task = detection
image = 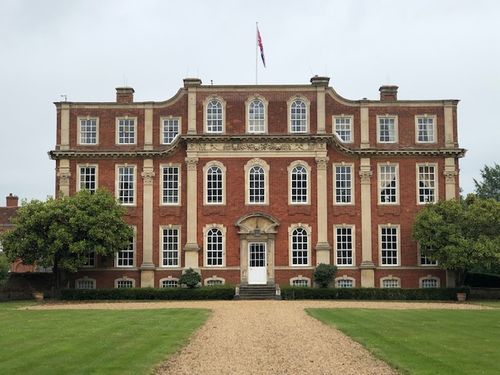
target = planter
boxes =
[456,292,467,302]
[32,291,44,302]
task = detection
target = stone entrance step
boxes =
[236,285,280,300]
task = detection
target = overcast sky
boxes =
[1,0,499,203]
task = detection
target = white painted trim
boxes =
[245,95,268,134]
[244,158,270,205]
[290,275,311,287]
[416,163,438,205]
[332,115,354,143]
[287,95,310,134]
[115,226,136,268]
[114,276,136,288]
[160,116,182,145]
[203,224,227,268]
[76,163,98,192]
[159,225,181,268]
[159,163,182,206]
[376,114,398,144]
[77,116,99,145]
[115,116,138,145]
[378,224,400,267]
[159,276,180,288]
[75,277,96,289]
[204,275,226,286]
[333,224,356,267]
[415,114,437,144]
[115,164,137,206]
[203,161,227,206]
[419,275,441,288]
[335,275,356,288]
[288,223,312,267]
[333,162,355,205]
[287,160,311,205]
[377,162,399,205]
[203,96,226,134]
[380,276,401,288]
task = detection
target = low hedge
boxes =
[281,286,471,301]
[465,272,500,288]
[60,286,235,301]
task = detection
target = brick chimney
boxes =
[6,193,18,207]
[379,85,398,101]
[116,87,135,104]
[310,75,330,87]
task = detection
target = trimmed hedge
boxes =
[60,286,235,301]
[465,272,500,288]
[281,286,471,301]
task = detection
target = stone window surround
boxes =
[332,115,354,143]
[245,95,268,134]
[335,275,356,288]
[418,245,439,266]
[376,114,398,144]
[287,95,311,134]
[203,224,227,268]
[378,224,400,267]
[420,275,440,288]
[115,164,137,206]
[115,226,136,268]
[416,163,438,205]
[380,275,401,288]
[290,275,311,287]
[114,276,136,288]
[244,158,270,205]
[334,224,356,267]
[159,276,179,288]
[77,163,98,192]
[77,116,99,145]
[115,116,138,145]
[203,160,226,206]
[160,116,181,145]
[333,162,355,205]
[159,225,181,268]
[204,275,226,286]
[288,223,312,267]
[377,162,399,205]
[203,96,226,134]
[160,163,182,206]
[288,160,311,205]
[75,277,96,289]
[415,114,437,144]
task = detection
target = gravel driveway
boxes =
[32,300,485,375]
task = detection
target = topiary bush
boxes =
[179,268,201,288]
[313,263,337,288]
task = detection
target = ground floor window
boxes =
[420,277,439,288]
[115,279,134,288]
[381,277,400,288]
[336,278,354,288]
[290,277,310,287]
[205,277,224,286]
[160,278,179,288]
[75,278,96,289]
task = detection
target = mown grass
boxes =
[307,308,500,375]
[0,301,209,375]
[470,300,500,308]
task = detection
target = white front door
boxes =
[248,242,267,285]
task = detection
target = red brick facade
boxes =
[49,76,463,290]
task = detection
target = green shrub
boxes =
[465,272,500,288]
[0,254,9,287]
[281,286,470,301]
[179,268,201,288]
[60,286,235,300]
[313,263,337,288]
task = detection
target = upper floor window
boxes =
[334,116,353,143]
[416,116,436,143]
[206,99,223,133]
[377,116,397,143]
[334,164,353,205]
[247,99,266,133]
[379,164,398,204]
[249,166,265,204]
[117,165,135,205]
[417,164,437,204]
[290,99,307,133]
[161,226,180,267]
[290,163,309,204]
[162,117,180,144]
[204,162,225,205]
[290,226,310,266]
[117,118,136,144]
[335,226,354,266]
[116,232,134,267]
[78,165,97,193]
[205,226,225,267]
[419,246,438,266]
[82,252,95,268]
[79,118,98,145]
[161,165,180,205]
[380,226,399,266]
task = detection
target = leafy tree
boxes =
[474,163,500,201]
[0,189,133,291]
[412,195,500,285]
[0,253,9,286]
[313,263,337,288]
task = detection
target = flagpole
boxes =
[255,22,258,85]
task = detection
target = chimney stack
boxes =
[116,87,135,104]
[6,193,18,207]
[379,85,398,101]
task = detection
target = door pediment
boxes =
[235,212,279,235]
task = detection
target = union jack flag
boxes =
[257,26,266,68]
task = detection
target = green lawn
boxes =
[307,308,500,375]
[0,301,209,375]
[470,300,500,308]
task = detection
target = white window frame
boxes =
[415,115,437,143]
[203,161,226,206]
[290,276,311,287]
[159,277,179,288]
[204,97,226,134]
[288,161,311,205]
[288,96,310,134]
[417,163,438,205]
[160,116,181,145]
[160,164,181,206]
[75,277,96,289]
[77,164,98,193]
[160,225,181,268]
[381,276,401,288]
[203,224,226,267]
[335,276,356,288]
[420,276,440,288]
[116,117,137,145]
[77,117,99,145]
[246,96,268,134]
[116,164,136,206]
[115,277,135,288]
[377,115,398,143]
[334,225,355,267]
[116,227,135,268]
[81,252,96,268]
[378,163,399,205]
[204,276,225,286]
[333,163,354,205]
[333,115,353,143]
[244,158,270,205]
[379,224,400,267]
[289,224,311,267]
[419,245,438,266]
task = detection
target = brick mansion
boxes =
[49,76,465,290]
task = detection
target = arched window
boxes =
[291,227,309,266]
[206,99,223,133]
[248,99,265,133]
[206,228,224,266]
[291,165,308,203]
[290,99,307,133]
[206,166,223,204]
[249,166,265,203]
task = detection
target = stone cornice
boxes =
[48,134,466,160]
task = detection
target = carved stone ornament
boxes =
[443,170,457,183]
[187,142,326,153]
[141,170,155,184]
[57,171,71,185]
[359,169,373,183]
[185,157,199,170]
[315,157,329,170]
